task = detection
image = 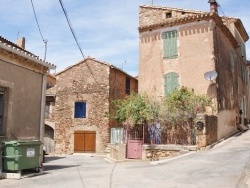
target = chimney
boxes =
[16,37,25,49]
[208,0,219,14]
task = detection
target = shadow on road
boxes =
[44,164,80,171]
[44,156,65,163]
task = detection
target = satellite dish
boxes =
[204,71,218,81]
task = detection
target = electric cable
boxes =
[58,0,84,58]
[31,0,48,61]
[58,0,98,83]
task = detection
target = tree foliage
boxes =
[111,87,212,127]
[112,93,159,127]
[161,87,212,125]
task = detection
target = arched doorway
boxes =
[44,124,55,154]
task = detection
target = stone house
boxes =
[138,2,249,147]
[0,36,55,171]
[45,57,138,154]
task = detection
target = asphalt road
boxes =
[1,130,250,188]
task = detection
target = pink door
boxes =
[127,140,143,159]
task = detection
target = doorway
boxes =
[74,131,96,153]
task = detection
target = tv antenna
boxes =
[204,71,218,81]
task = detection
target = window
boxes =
[125,77,130,95]
[0,87,5,135]
[165,12,172,18]
[162,30,178,59]
[74,102,86,118]
[230,80,234,100]
[164,72,179,96]
[241,66,247,84]
[45,102,50,119]
[240,42,246,60]
[230,50,234,70]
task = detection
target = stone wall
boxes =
[53,58,110,154]
[53,58,138,154]
[109,68,138,128]
[139,6,201,28]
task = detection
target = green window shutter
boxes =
[164,72,179,96]
[230,80,233,99]
[230,50,234,70]
[240,42,246,61]
[162,30,177,58]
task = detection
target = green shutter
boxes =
[230,80,233,99]
[163,30,177,58]
[240,42,246,61]
[164,72,179,96]
[230,50,234,70]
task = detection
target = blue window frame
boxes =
[74,102,86,118]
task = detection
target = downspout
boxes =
[40,72,47,141]
[39,70,48,166]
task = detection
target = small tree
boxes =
[111,87,212,128]
[112,93,159,127]
[161,87,212,126]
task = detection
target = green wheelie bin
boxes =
[2,140,42,172]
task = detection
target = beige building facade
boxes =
[0,36,55,171]
[45,57,138,154]
[138,4,249,143]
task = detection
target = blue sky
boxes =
[1,0,249,76]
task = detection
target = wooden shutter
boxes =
[74,102,86,118]
[230,50,234,70]
[164,72,179,96]
[162,30,177,58]
[240,42,246,61]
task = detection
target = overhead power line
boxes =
[30,0,48,61]
[58,0,98,83]
[58,0,84,59]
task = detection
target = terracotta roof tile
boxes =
[0,36,56,69]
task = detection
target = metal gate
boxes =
[125,124,143,159]
[74,131,96,153]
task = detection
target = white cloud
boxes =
[1,0,249,75]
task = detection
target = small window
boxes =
[241,66,247,84]
[240,42,246,59]
[230,81,234,100]
[45,102,50,119]
[0,87,6,135]
[74,102,86,118]
[230,50,234,70]
[165,12,172,18]
[125,77,130,95]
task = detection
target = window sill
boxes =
[163,56,178,60]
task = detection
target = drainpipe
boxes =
[39,70,48,166]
